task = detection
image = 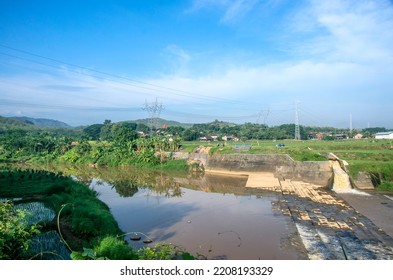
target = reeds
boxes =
[14,201,56,226]
[26,231,71,260]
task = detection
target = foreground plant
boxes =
[0,201,40,259]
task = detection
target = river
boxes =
[11,164,307,259]
[72,166,306,260]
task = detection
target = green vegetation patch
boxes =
[201,140,327,161]
[0,167,196,259]
[0,201,41,259]
[0,169,122,250]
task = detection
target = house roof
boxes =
[375,131,393,135]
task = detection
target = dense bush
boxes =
[94,236,138,260]
[0,201,40,259]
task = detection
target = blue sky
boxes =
[1,0,392,128]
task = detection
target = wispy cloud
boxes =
[220,0,259,23]
[162,44,192,74]
[187,0,262,23]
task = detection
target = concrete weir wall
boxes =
[203,154,333,186]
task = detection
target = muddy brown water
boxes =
[80,167,306,260]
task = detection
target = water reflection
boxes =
[109,179,139,197]
[14,164,305,259]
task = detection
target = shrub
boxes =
[94,236,138,260]
[0,201,40,259]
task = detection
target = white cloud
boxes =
[1,53,392,126]
[290,0,393,63]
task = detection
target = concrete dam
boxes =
[189,153,335,189]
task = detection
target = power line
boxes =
[256,109,270,125]
[0,44,310,125]
[0,51,207,102]
[299,107,339,128]
[0,98,143,111]
[0,44,235,103]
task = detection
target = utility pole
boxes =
[295,100,301,140]
[142,98,164,135]
[349,113,353,137]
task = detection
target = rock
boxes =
[327,153,339,161]
[130,236,141,241]
[354,172,374,190]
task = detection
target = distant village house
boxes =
[222,135,239,141]
[334,133,348,140]
[199,135,219,141]
[307,132,324,140]
[375,131,393,139]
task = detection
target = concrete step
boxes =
[245,172,280,189]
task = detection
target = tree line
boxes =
[0,119,181,166]
[1,117,390,166]
[180,120,388,141]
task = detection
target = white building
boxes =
[375,131,393,139]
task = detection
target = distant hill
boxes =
[0,116,32,130]
[8,116,72,128]
[130,118,193,129]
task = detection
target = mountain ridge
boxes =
[3,116,72,128]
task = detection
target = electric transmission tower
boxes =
[256,109,270,126]
[295,101,301,140]
[142,98,164,135]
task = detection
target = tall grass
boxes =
[14,202,55,226]
[25,231,71,260]
[0,168,122,250]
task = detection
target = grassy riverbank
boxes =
[0,168,121,253]
[0,167,195,259]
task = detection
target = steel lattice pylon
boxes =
[295,101,301,140]
[142,98,163,135]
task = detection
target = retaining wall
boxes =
[202,154,333,186]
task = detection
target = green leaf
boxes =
[182,252,195,260]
